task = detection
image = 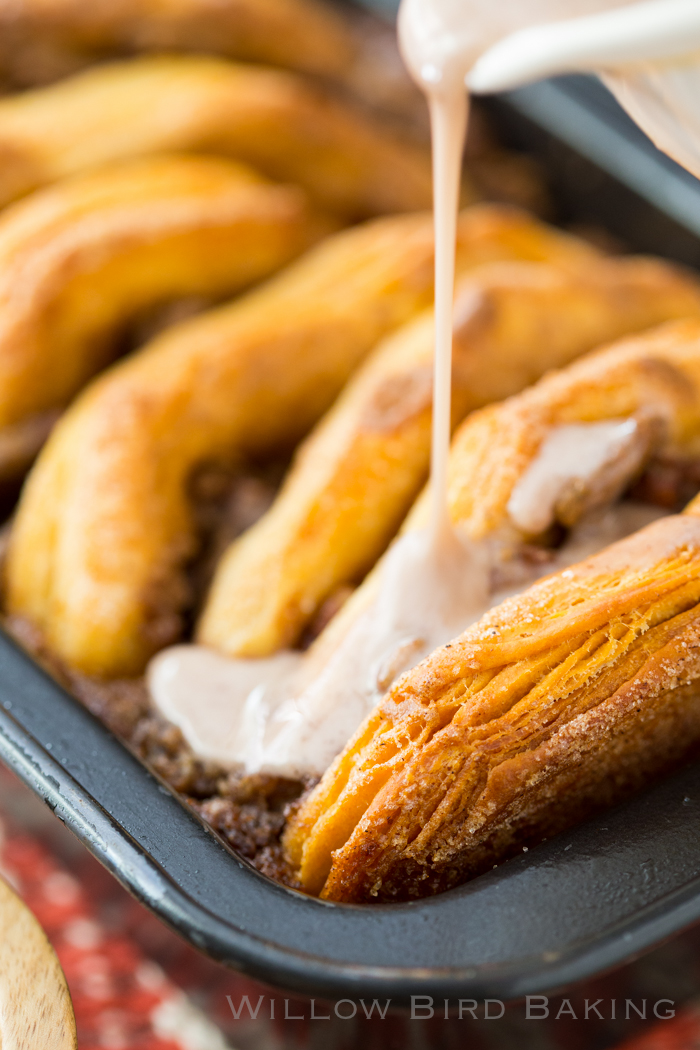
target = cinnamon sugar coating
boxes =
[287,513,700,901]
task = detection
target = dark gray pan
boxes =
[3,72,700,1005]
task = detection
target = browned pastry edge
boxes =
[286,507,700,902]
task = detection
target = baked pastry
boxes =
[0,0,357,86]
[6,205,603,678]
[0,154,320,480]
[199,255,700,657]
[0,55,437,219]
[285,318,700,901]
[11,205,564,676]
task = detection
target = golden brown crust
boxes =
[198,255,700,657]
[0,54,437,219]
[6,205,605,677]
[3,209,455,676]
[0,153,319,431]
[287,514,700,900]
[6,206,601,676]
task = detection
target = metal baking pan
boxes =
[3,71,700,1005]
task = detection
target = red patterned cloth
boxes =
[614,1005,700,1050]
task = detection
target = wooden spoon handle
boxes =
[0,875,76,1050]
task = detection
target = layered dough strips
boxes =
[0,55,434,219]
[8,205,609,676]
[0,155,319,478]
[286,321,700,902]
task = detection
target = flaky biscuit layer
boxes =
[289,513,700,900]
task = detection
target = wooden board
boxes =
[0,875,76,1049]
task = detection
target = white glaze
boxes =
[148,648,304,769]
[507,418,651,534]
[149,528,491,778]
[149,495,668,778]
[398,0,628,94]
[258,527,490,776]
[551,500,667,566]
[466,0,700,181]
[488,500,667,607]
[468,0,700,92]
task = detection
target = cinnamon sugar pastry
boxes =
[199,256,700,657]
[0,0,357,87]
[0,55,437,219]
[9,205,586,676]
[0,154,320,478]
[285,320,700,901]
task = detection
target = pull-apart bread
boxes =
[0,55,436,219]
[199,253,700,657]
[286,320,700,902]
[0,155,320,480]
[7,205,609,678]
